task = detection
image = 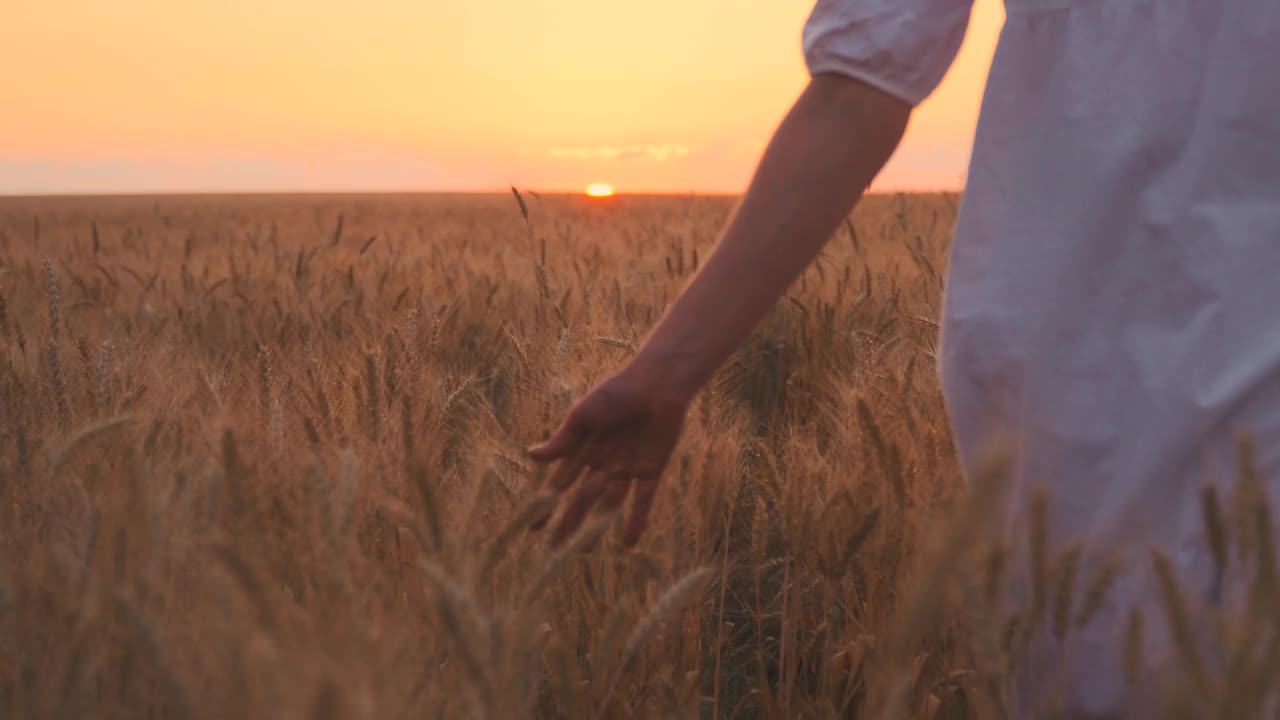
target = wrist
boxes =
[625,345,707,410]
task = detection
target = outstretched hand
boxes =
[525,76,909,550]
[527,366,691,549]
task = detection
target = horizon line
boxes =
[1,186,964,201]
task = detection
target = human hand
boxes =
[526,364,692,548]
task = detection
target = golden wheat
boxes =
[0,193,1275,720]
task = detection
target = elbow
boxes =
[807,73,912,143]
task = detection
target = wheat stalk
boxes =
[595,566,714,720]
[1029,486,1050,618]
[49,415,134,476]
[44,258,62,342]
[1151,547,1211,694]
[47,340,72,432]
[364,351,380,440]
[1076,556,1122,628]
[1123,607,1146,687]
[1202,483,1228,579]
[1052,542,1082,642]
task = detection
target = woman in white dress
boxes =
[528,1,1280,715]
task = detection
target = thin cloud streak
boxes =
[548,144,693,162]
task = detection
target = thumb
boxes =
[527,411,588,462]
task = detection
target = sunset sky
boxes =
[2,1,1002,196]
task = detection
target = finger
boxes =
[593,443,635,517]
[623,479,660,548]
[528,409,589,462]
[547,448,591,493]
[528,498,558,533]
[550,470,611,548]
[528,451,588,532]
[531,433,618,532]
[594,477,632,516]
[580,479,630,553]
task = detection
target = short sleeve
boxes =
[803,0,974,106]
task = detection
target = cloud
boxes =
[547,143,692,162]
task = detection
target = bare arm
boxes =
[630,74,911,403]
[528,74,912,547]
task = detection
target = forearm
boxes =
[630,74,911,401]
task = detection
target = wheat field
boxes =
[0,193,1276,719]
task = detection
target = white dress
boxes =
[805,0,1280,716]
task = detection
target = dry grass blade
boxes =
[308,679,342,720]
[856,399,906,507]
[95,340,113,410]
[510,186,530,222]
[868,441,1011,714]
[595,566,714,720]
[114,595,193,720]
[620,566,714,665]
[256,344,273,429]
[845,217,861,256]
[330,213,344,246]
[1124,607,1145,688]
[49,415,135,476]
[984,541,1007,604]
[479,492,558,581]
[48,341,72,432]
[211,544,278,633]
[1029,486,1050,616]
[419,559,493,714]
[1052,542,1082,642]
[409,464,444,551]
[1075,556,1122,628]
[44,257,62,341]
[1201,483,1228,583]
[520,515,612,606]
[1150,547,1211,695]
[1250,480,1278,602]
[595,336,636,351]
[840,506,881,568]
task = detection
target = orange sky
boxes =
[1,1,1002,195]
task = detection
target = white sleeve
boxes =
[803,0,974,107]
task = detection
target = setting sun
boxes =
[585,183,615,198]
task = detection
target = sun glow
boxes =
[585,183,615,198]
